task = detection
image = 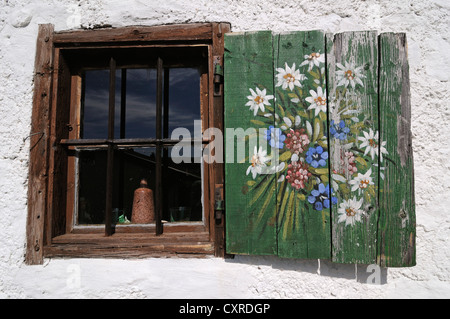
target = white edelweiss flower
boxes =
[300,51,325,71]
[349,168,374,194]
[358,128,389,161]
[305,86,327,116]
[275,63,305,91]
[335,61,366,89]
[246,146,270,179]
[337,196,364,226]
[245,87,274,116]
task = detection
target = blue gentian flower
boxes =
[330,120,350,140]
[264,126,286,149]
[306,145,328,168]
[308,183,338,211]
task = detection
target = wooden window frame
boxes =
[26,23,230,265]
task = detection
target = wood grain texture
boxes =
[327,31,380,264]
[274,31,331,259]
[32,23,230,261]
[211,23,231,257]
[224,30,415,266]
[378,33,415,267]
[45,232,214,258]
[53,23,214,45]
[224,31,277,255]
[26,24,54,265]
[47,49,71,242]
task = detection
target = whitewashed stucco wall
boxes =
[1,0,449,299]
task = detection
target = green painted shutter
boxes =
[224,30,415,267]
[224,31,277,255]
[274,31,331,259]
[378,33,416,267]
[327,31,380,264]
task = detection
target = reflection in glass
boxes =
[82,67,200,140]
[82,70,110,139]
[166,68,201,138]
[78,66,203,226]
[122,69,157,138]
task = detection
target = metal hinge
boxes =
[214,184,224,220]
[213,56,223,96]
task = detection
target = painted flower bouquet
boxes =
[242,49,388,237]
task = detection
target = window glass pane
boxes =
[83,68,200,140]
[82,70,110,139]
[116,147,156,224]
[122,69,157,138]
[77,150,107,224]
[77,66,203,226]
[166,68,201,139]
[163,146,202,222]
[83,68,157,139]
[77,148,157,225]
[82,69,122,139]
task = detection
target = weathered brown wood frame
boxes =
[26,23,230,265]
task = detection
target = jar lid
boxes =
[140,178,148,188]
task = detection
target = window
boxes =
[62,47,207,235]
[26,23,230,264]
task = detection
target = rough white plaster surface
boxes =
[1,0,449,299]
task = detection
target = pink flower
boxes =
[286,161,311,190]
[284,129,310,154]
[341,151,357,176]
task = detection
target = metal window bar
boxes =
[118,68,127,222]
[59,57,208,236]
[155,57,163,235]
[60,138,210,147]
[105,57,116,236]
[162,67,170,235]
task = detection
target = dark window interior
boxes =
[73,47,205,227]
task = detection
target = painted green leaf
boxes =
[250,119,267,126]
[355,156,367,167]
[278,151,292,162]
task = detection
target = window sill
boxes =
[44,232,214,259]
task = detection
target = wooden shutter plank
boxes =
[327,31,380,264]
[274,31,331,259]
[224,31,277,255]
[378,33,416,267]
